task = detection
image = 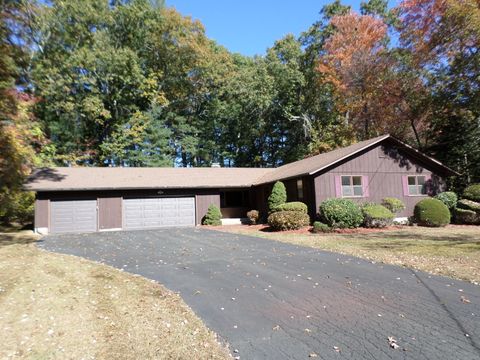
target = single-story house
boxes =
[26,134,457,234]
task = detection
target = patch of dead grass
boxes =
[0,231,230,359]
[217,225,480,284]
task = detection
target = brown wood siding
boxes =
[34,198,49,229]
[313,144,446,217]
[196,194,220,225]
[98,197,122,230]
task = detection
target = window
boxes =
[341,176,363,197]
[407,176,426,195]
[296,179,304,200]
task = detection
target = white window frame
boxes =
[407,175,427,196]
[341,175,363,198]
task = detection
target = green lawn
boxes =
[218,225,480,284]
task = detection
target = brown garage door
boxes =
[50,200,97,234]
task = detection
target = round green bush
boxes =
[454,208,480,225]
[312,221,331,233]
[435,191,458,210]
[319,198,363,229]
[272,201,308,213]
[267,210,310,231]
[413,198,450,227]
[362,204,394,228]
[268,181,287,212]
[202,204,222,226]
[463,184,480,202]
[381,197,405,214]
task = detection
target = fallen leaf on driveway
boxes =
[309,353,318,358]
[333,346,340,352]
[388,336,400,350]
[460,296,471,304]
[272,325,280,331]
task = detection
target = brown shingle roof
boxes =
[25,167,273,191]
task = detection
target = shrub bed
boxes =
[202,204,222,226]
[463,184,480,202]
[272,201,308,213]
[267,211,310,231]
[312,221,331,233]
[319,198,363,229]
[381,197,405,214]
[362,204,394,228]
[413,198,450,227]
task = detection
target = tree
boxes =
[0,1,48,224]
[317,11,425,141]
[399,0,480,184]
[268,181,287,212]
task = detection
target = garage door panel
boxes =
[51,200,97,234]
[123,197,195,230]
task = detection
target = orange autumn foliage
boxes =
[316,12,421,139]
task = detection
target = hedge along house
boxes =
[27,134,457,234]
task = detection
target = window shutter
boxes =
[362,176,369,197]
[402,176,409,196]
[334,176,342,197]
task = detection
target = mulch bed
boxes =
[208,224,406,235]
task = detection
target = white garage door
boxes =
[123,197,195,230]
[50,200,97,234]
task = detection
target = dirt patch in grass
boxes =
[215,225,480,285]
[0,231,230,359]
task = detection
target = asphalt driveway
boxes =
[41,228,480,359]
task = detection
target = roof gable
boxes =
[254,135,391,184]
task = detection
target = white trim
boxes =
[309,135,390,176]
[35,227,49,235]
[99,228,122,232]
[221,218,247,225]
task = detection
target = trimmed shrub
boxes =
[312,221,331,233]
[319,198,363,229]
[272,201,308,213]
[463,184,480,202]
[202,204,222,226]
[362,204,394,228]
[413,198,450,227]
[454,208,480,225]
[457,199,480,212]
[435,191,458,211]
[246,210,259,225]
[267,210,310,231]
[268,181,287,212]
[381,197,405,214]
